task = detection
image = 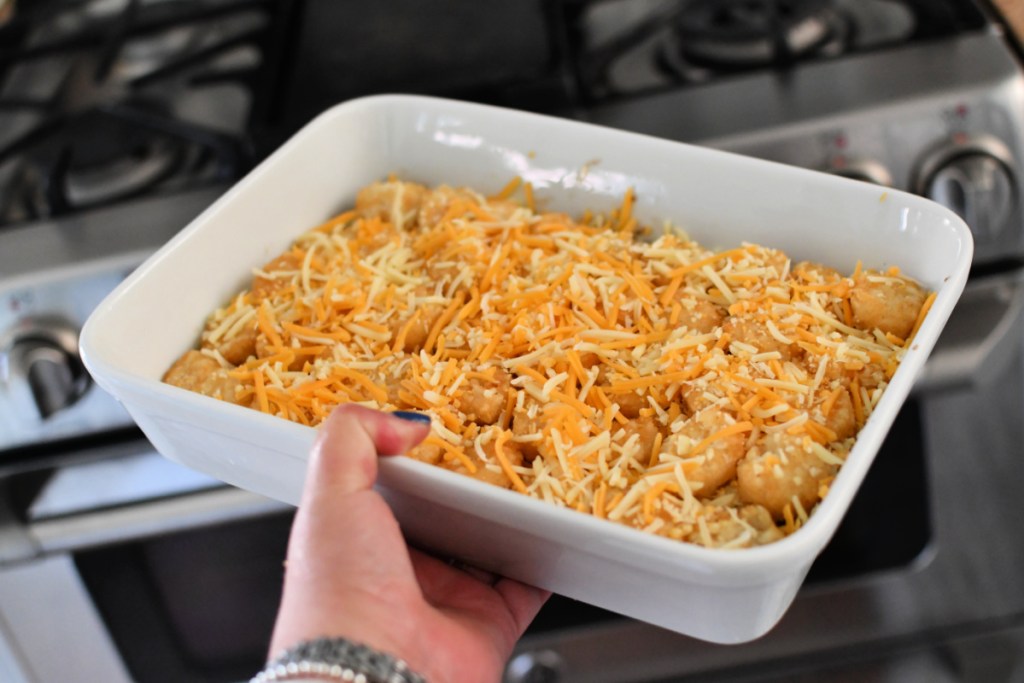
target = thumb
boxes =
[270,405,431,656]
[304,404,432,501]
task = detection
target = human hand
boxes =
[268,404,551,683]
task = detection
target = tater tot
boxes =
[681,504,784,548]
[215,326,257,365]
[387,301,444,353]
[849,271,927,339]
[163,350,248,406]
[512,399,548,460]
[251,253,301,300]
[792,261,842,284]
[674,297,726,334]
[722,316,799,360]
[737,433,836,520]
[356,180,428,227]
[667,410,748,497]
[607,389,647,419]
[455,369,511,425]
[821,388,856,442]
[614,415,661,464]
[469,435,525,489]
[408,440,443,466]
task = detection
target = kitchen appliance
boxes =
[1,1,1023,682]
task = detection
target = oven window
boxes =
[75,512,294,683]
[804,398,930,584]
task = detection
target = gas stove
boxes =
[565,0,987,100]
[0,0,294,228]
[0,0,293,455]
[2,2,1024,683]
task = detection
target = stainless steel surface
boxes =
[0,258,135,450]
[0,4,280,681]
[0,186,224,282]
[1,316,89,419]
[916,270,1024,392]
[588,31,1024,265]
[827,157,894,186]
[27,449,222,520]
[0,497,33,565]
[914,133,1017,242]
[0,556,131,683]
[30,480,288,556]
[586,31,1016,145]
[0,187,224,452]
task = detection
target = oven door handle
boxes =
[914,269,1024,394]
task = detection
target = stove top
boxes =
[568,0,989,102]
[0,0,296,228]
[0,0,1003,231]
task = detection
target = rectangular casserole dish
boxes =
[80,95,972,644]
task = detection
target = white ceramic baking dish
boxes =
[80,95,972,644]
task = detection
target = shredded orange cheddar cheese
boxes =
[163,178,930,550]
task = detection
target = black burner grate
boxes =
[563,0,989,102]
[0,0,298,226]
[0,0,995,225]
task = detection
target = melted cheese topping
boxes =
[169,178,931,550]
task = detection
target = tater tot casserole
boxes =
[164,177,932,550]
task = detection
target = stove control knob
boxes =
[1,318,90,420]
[828,158,892,186]
[914,134,1017,241]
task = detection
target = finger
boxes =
[408,549,476,602]
[408,550,501,605]
[409,548,549,645]
[270,407,430,655]
[452,561,500,586]
[306,404,431,498]
[493,578,552,640]
[293,405,431,574]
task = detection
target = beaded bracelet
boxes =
[250,636,427,683]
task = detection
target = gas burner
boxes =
[9,103,188,217]
[0,0,281,226]
[574,0,919,101]
[670,0,847,70]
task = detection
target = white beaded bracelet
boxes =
[250,636,427,683]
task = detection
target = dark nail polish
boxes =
[392,410,432,425]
